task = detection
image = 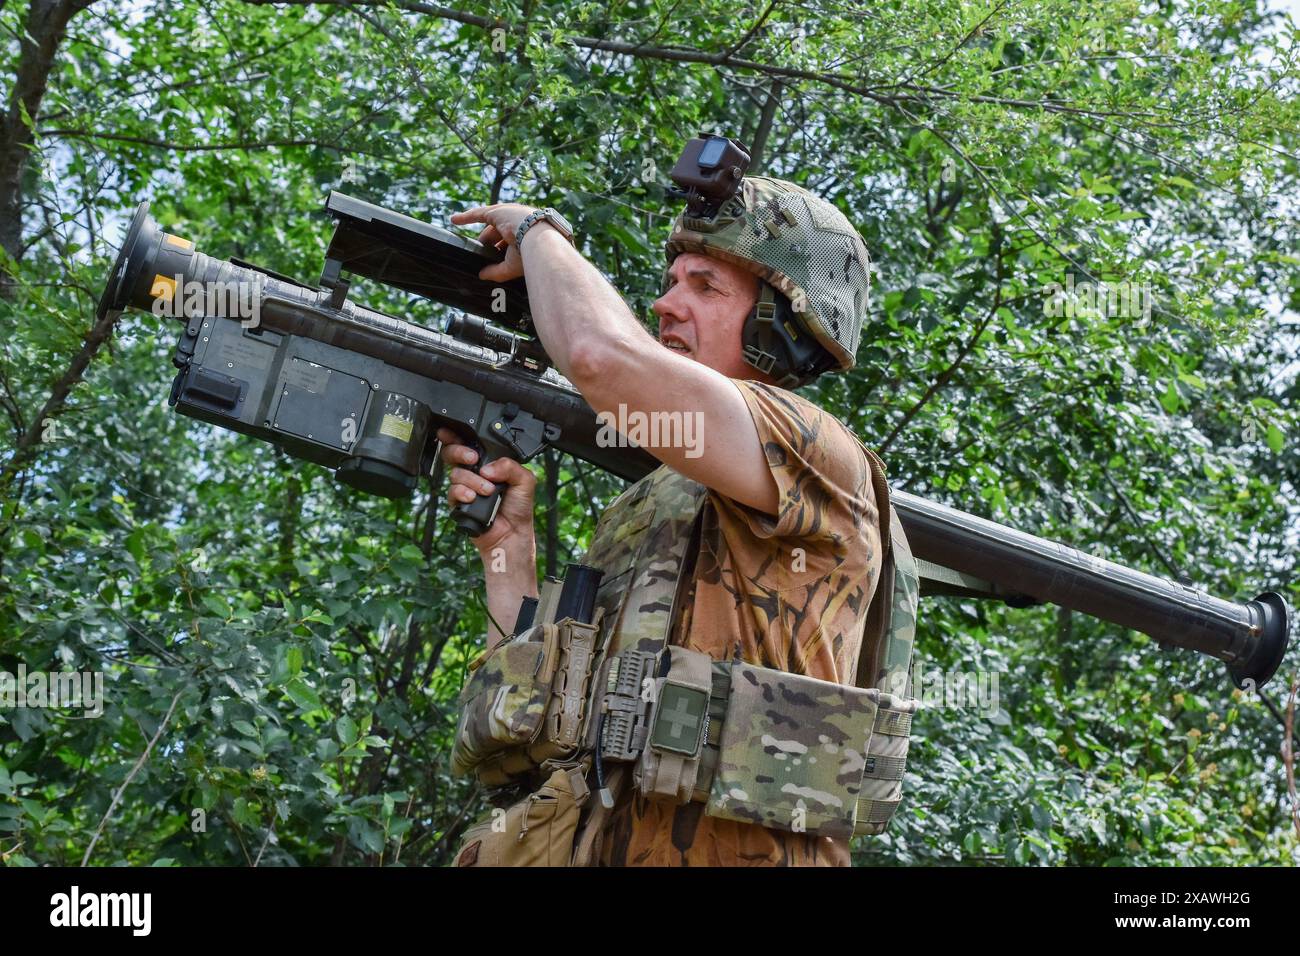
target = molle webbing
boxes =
[581,465,710,774]
[874,706,912,737]
[852,690,919,835]
[864,753,907,780]
[584,466,709,664]
[568,468,709,862]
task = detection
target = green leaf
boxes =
[125,529,147,565]
[1158,380,1181,413]
[232,797,259,828]
[285,679,322,712]
[336,715,358,746]
[351,821,383,854]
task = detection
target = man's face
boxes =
[652,252,766,381]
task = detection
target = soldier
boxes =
[442,169,895,866]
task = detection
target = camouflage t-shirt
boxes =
[597,379,884,867]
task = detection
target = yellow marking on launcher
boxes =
[150,274,177,301]
[380,414,413,442]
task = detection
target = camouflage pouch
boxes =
[705,661,878,839]
[450,625,559,780]
[452,605,607,786]
[635,645,716,803]
[525,613,604,771]
[453,764,587,868]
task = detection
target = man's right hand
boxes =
[437,427,537,555]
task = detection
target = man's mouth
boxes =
[661,336,691,355]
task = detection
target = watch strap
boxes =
[515,208,574,250]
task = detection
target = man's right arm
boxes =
[437,428,539,650]
[479,544,539,650]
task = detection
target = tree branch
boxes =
[0,304,124,501]
[879,229,1004,454]
[81,686,185,865]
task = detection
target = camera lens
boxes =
[698,137,726,169]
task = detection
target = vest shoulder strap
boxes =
[853,446,919,694]
[861,445,893,563]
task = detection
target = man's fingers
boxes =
[449,466,497,496]
[436,426,474,453]
[481,457,536,489]
[435,429,478,466]
[450,206,489,224]
[440,443,477,466]
[449,484,478,505]
[477,223,503,246]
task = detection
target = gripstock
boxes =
[97,194,1290,689]
[96,192,658,536]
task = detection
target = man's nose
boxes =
[652,287,685,325]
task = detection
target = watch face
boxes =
[545,209,573,237]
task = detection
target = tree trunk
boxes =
[748,80,783,175]
[0,0,95,296]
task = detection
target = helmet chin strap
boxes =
[740,283,836,389]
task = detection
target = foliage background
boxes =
[0,0,1297,866]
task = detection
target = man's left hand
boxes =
[450,203,539,282]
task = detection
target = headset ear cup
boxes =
[741,283,834,388]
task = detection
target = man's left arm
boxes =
[450,204,779,516]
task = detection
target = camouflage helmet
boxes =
[662,176,872,372]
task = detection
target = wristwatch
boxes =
[515,207,575,250]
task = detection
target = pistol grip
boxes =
[452,453,507,537]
